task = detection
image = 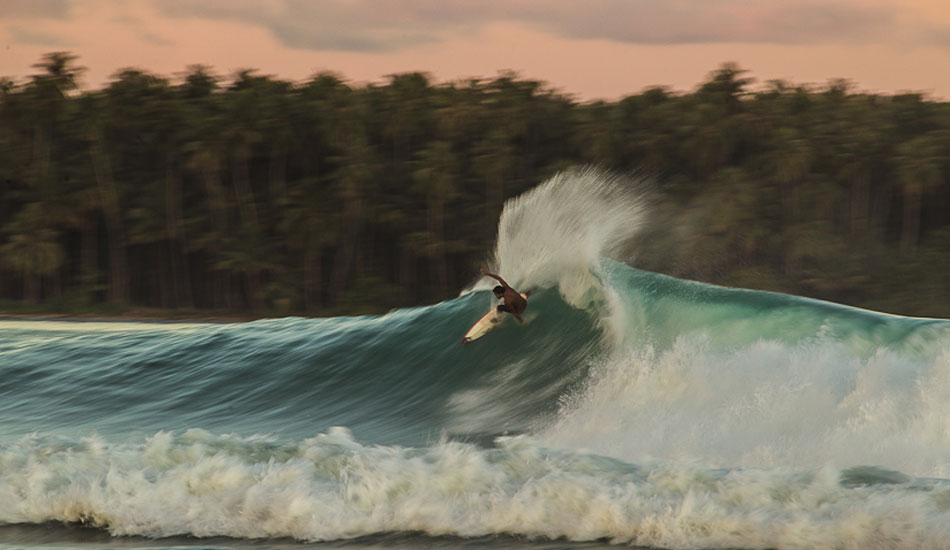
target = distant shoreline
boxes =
[0,309,278,323]
[0,303,397,322]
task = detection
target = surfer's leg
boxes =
[492,304,510,324]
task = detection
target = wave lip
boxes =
[470,167,649,306]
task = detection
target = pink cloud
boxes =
[146,0,947,50]
[1,0,949,100]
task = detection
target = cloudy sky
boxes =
[2,0,950,99]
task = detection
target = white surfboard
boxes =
[461,293,528,344]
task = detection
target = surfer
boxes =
[481,268,528,324]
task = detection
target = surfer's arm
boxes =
[480,268,509,289]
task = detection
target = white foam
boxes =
[542,334,950,478]
[3,429,950,548]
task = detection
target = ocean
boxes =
[2,169,949,550]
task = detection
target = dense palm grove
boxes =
[1,53,948,318]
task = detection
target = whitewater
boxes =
[1,167,950,550]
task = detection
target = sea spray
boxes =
[541,263,950,477]
[472,167,650,309]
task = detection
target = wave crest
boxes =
[474,167,650,308]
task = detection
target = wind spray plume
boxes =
[490,167,651,305]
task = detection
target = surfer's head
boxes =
[493,286,504,297]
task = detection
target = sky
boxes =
[2,0,950,100]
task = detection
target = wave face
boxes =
[2,168,950,549]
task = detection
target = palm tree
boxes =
[413,140,458,297]
[895,132,946,256]
[87,118,130,304]
[0,204,64,302]
[326,118,378,305]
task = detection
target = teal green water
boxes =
[0,284,600,445]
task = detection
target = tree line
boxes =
[1,53,948,318]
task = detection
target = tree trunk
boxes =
[304,239,322,311]
[80,216,98,301]
[849,173,869,240]
[428,192,448,297]
[231,152,258,227]
[486,173,504,230]
[269,140,288,209]
[900,182,922,257]
[399,247,414,303]
[201,159,228,236]
[23,271,39,304]
[870,183,892,241]
[328,223,358,304]
[328,205,359,304]
[90,135,130,304]
[165,161,192,308]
